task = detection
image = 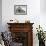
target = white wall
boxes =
[2,0,40,30]
[40,0,46,31]
[2,0,46,46]
[40,0,46,13]
[0,0,2,32]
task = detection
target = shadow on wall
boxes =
[40,0,46,14]
[0,0,2,32]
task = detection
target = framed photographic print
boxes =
[14,5,27,15]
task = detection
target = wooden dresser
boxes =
[7,23,34,46]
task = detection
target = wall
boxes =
[2,0,40,30]
[40,0,46,13]
[2,0,46,46]
[40,0,46,31]
[0,0,2,32]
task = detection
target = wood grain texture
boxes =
[7,23,34,46]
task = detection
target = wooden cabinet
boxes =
[7,23,34,46]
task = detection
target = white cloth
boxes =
[0,44,2,46]
[10,42,22,46]
[0,40,5,46]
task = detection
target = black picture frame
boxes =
[14,5,27,15]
